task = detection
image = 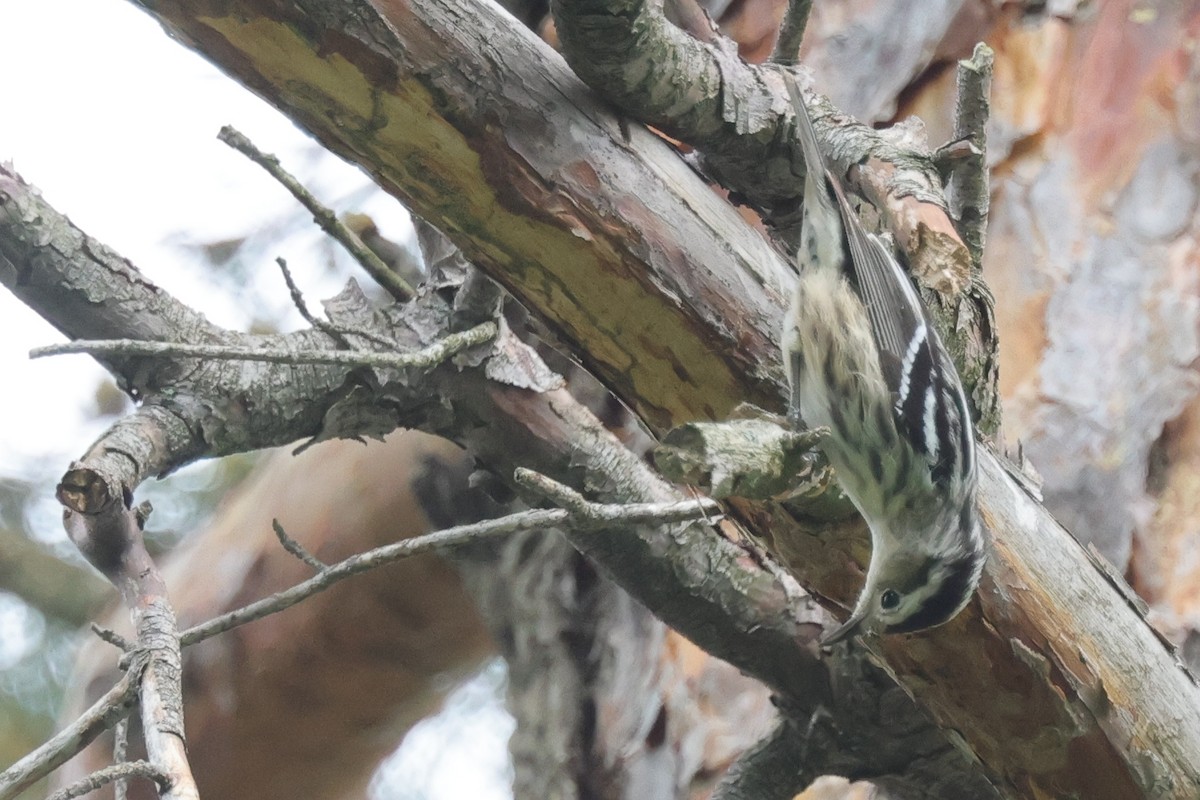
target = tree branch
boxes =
[218,125,415,301]
[112,719,130,800]
[711,716,811,800]
[57,477,197,799]
[6,2,1199,795]
[546,0,1000,433]
[770,0,813,66]
[31,324,495,370]
[944,42,994,268]
[179,479,721,647]
[46,761,170,800]
[457,529,589,797]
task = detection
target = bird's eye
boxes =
[880,589,901,611]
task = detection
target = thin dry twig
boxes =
[113,720,130,800]
[272,518,326,571]
[30,322,497,371]
[46,761,170,800]
[275,257,352,348]
[180,473,720,646]
[218,125,416,301]
[91,623,133,652]
[771,0,813,65]
[275,257,394,349]
[945,42,994,268]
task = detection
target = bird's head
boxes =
[822,505,985,644]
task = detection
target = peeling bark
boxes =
[4,0,1200,798]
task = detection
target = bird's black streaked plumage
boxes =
[781,77,985,643]
[885,548,985,634]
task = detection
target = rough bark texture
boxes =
[126,0,792,434]
[8,163,983,798]
[55,434,496,800]
[99,2,1200,796]
[982,0,1200,576]
[5,0,1200,798]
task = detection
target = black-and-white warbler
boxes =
[781,78,985,643]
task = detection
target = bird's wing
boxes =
[786,75,970,485]
[829,175,965,485]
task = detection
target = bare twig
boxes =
[771,0,813,65]
[58,476,197,800]
[135,599,196,800]
[112,720,130,800]
[272,518,326,571]
[46,762,170,800]
[514,467,591,512]
[276,257,352,348]
[180,474,720,647]
[0,664,142,800]
[30,322,497,371]
[91,623,133,652]
[218,125,416,301]
[945,42,994,268]
[275,257,394,349]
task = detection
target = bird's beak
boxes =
[821,609,867,645]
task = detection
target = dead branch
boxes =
[46,761,170,800]
[179,476,721,647]
[112,719,130,800]
[5,1,1199,795]
[771,0,814,66]
[100,3,1200,796]
[274,256,393,348]
[944,42,994,267]
[31,324,495,370]
[270,519,327,571]
[218,125,415,301]
[57,468,197,799]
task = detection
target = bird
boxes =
[780,77,986,644]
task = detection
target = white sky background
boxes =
[0,1,512,796]
[0,0,412,470]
